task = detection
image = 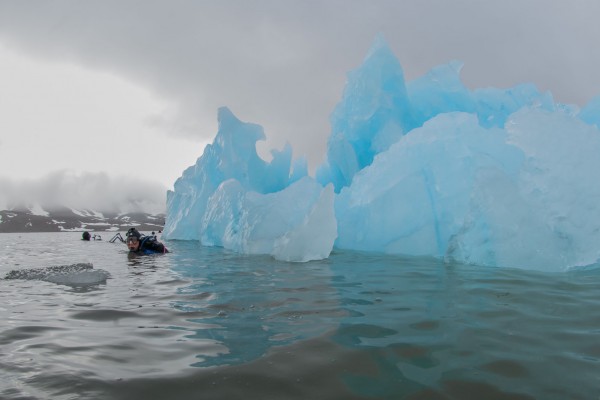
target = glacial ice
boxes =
[200,177,336,262]
[164,36,600,270]
[163,108,336,262]
[4,263,110,286]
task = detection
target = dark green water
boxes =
[0,232,598,399]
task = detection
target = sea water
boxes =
[0,232,598,400]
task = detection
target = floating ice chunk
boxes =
[44,269,111,286]
[4,263,110,286]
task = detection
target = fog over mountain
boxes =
[1,1,599,216]
[0,170,166,215]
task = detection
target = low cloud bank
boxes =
[0,170,166,214]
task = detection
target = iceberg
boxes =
[163,108,336,262]
[164,36,600,270]
[200,177,336,262]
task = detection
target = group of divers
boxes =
[81,227,169,255]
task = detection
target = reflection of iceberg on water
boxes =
[166,245,341,367]
[164,35,600,271]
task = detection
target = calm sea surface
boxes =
[0,232,598,400]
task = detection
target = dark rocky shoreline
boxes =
[0,208,165,233]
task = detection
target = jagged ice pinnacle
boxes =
[163,35,600,270]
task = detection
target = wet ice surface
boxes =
[4,262,110,285]
[0,232,599,400]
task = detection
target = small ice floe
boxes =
[4,263,110,286]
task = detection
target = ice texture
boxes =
[163,108,335,262]
[316,34,414,193]
[165,36,600,270]
[201,177,336,262]
[4,263,110,286]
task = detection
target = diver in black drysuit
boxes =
[125,227,168,254]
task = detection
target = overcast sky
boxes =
[1,0,599,213]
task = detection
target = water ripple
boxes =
[0,233,598,400]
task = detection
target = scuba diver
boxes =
[125,227,169,254]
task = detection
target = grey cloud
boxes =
[0,0,599,170]
[0,171,166,214]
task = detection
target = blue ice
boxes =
[164,36,600,270]
[163,108,336,262]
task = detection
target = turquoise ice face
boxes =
[165,35,600,271]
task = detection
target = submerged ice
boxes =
[164,36,600,270]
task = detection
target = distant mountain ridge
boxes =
[0,206,165,233]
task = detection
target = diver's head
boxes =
[127,235,140,252]
[126,228,142,252]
